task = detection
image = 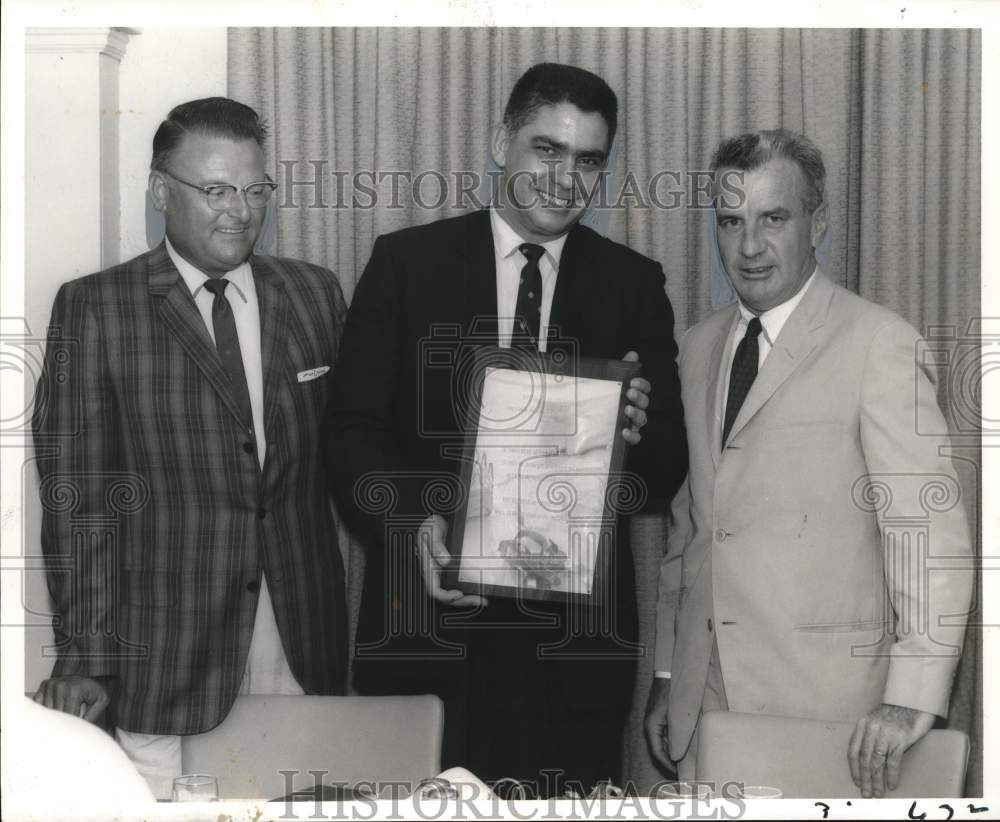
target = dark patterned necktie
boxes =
[722,316,763,448]
[203,278,253,427]
[513,242,545,350]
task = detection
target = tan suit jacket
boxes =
[654,272,972,762]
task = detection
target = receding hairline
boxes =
[150,128,267,171]
[710,129,826,212]
[712,156,816,206]
[150,97,268,172]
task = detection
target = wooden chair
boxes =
[695,710,969,798]
[181,694,443,799]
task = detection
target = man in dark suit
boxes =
[32,98,347,797]
[327,63,687,795]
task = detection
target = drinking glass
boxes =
[740,785,783,799]
[171,774,219,802]
[655,781,711,799]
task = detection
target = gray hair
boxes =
[710,128,826,212]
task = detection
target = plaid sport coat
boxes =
[32,243,348,735]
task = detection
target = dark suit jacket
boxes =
[32,243,348,735]
[326,209,687,696]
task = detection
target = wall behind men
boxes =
[118,29,228,262]
[23,28,228,691]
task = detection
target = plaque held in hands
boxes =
[442,346,640,604]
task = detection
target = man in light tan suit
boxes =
[644,129,972,798]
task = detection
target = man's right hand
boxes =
[33,675,110,723]
[418,515,488,608]
[644,676,676,776]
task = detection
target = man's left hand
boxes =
[848,703,935,798]
[621,351,650,446]
[33,675,111,723]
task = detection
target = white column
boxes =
[25,27,134,325]
[20,27,230,693]
[117,28,228,261]
[22,27,135,692]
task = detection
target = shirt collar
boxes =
[165,236,252,303]
[736,266,818,346]
[489,207,569,270]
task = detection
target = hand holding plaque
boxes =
[621,350,652,446]
[417,514,488,608]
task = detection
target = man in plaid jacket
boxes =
[31,98,347,797]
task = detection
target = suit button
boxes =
[256,508,266,520]
[707,618,714,632]
[715,529,727,542]
[242,441,255,454]
[246,579,260,593]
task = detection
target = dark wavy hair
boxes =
[150,97,267,171]
[503,63,618,147]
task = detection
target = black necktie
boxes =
[202,278,253,428]
[513,242,544,350]
[722,317,763,448]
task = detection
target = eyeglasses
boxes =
[162,170,277,211]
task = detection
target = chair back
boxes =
[181,694,443,799]
[695,710,968,798]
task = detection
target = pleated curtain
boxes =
[228,27,981,795]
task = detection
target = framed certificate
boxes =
[442,347,640,604]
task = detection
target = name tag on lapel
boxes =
[297,366,330,383]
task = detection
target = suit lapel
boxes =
[547,224,589,357]
[251,256,290,445]
[707,308,740,468]
[149,244,249,427]
[725,273,834,443]
[462,212,588,351]
[462,209,500,342]
[549,228,575,341]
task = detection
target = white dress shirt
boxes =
[168,237,266,463]
[490,208,567,352]
[722,267,819,402]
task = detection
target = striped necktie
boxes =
[203,278,253,428]
[512,242,544,350]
